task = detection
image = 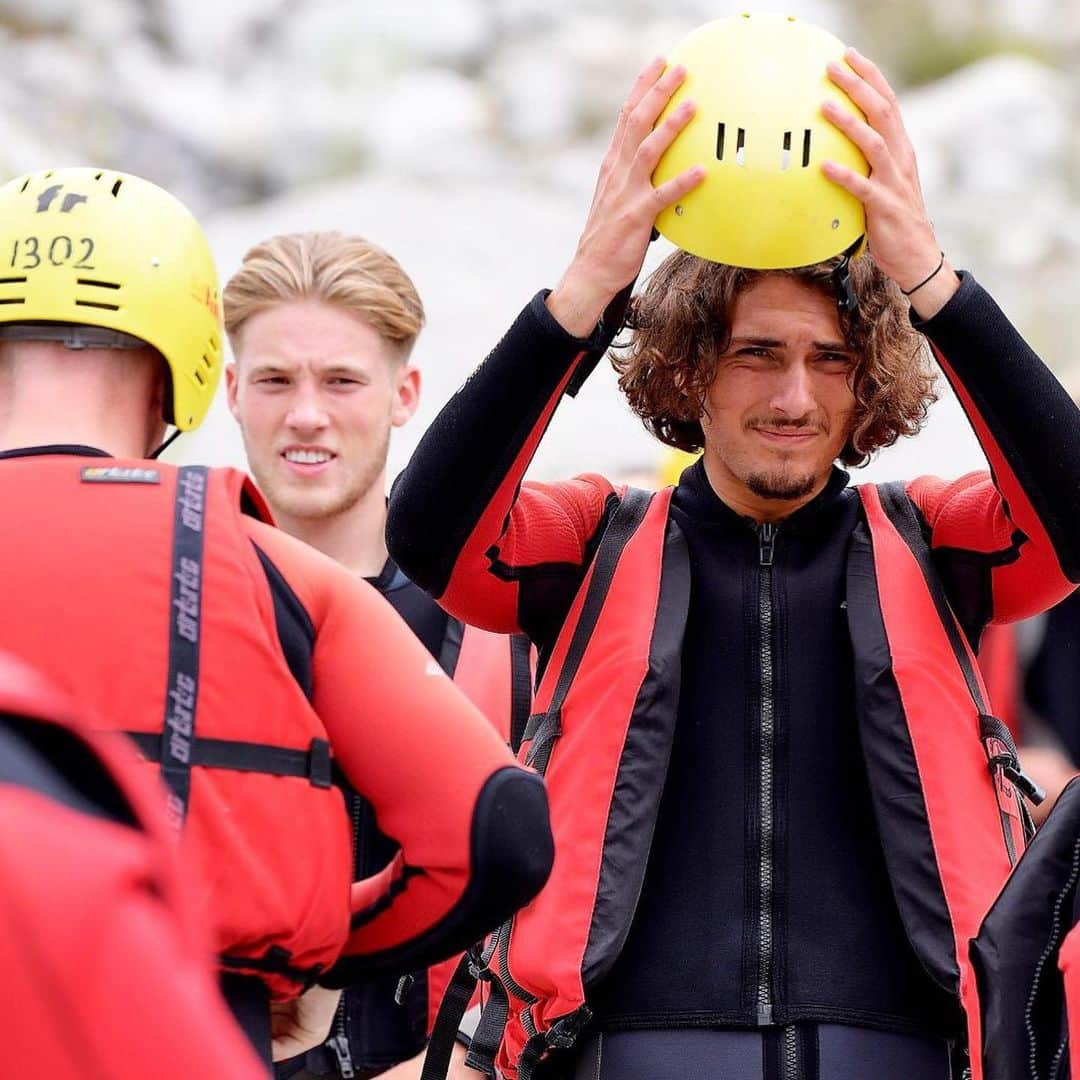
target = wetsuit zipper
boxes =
[757,522,777,1028]
[782,1024,799,1080]
[328,793,364,1078]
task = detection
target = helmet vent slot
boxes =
[716,122,726,161]
[0,298,25,305]
[802,129,812,167]
[18,178,29,193]
[111,179,123,197]
[193,368,206,386]
[0,276,27,285]
[75,299,120,312]
[735,128,746,167]
[781,130,792,171]
[77,278,121,291]
[200,353,213,369]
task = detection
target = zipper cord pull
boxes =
[759,522,776,567]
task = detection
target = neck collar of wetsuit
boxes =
[673,458,852,535]
[0,444,112,460]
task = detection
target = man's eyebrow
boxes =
[246,361,295,377]
[729,336,786,348]
[320,363,370,377]
[728,336,853,352]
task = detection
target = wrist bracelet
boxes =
[901,251,946,297]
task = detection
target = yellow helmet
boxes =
[0,167,221,430]
[652,13,869,270]
[657,447,701,489]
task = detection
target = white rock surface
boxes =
[0,0,1071,484]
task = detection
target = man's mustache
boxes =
[744,416,829,435]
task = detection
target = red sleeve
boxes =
[441,473,617,635]
[911,273,1080,623]
[244,522,550,973]
[387,292,621,641]
[1,788,267,1079]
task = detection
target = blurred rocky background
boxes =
[1,0,1076,480]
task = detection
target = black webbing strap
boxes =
[876,482,1039,846]
[523,488,652,774]
[123,731,335,789]
[508,634,534,754]
[421,950,484,1080]
[465,973,510,1075]
[160,465,208,828]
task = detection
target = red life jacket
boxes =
[1061,923,1080,1072]
[0,456,353,997]
[425,626,535,1034]
[456,483,1032,1080]
[0,651,266,1079]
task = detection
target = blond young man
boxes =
[225,233,529,1080]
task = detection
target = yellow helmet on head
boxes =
[652,13,869,270]
[0,167,221,430]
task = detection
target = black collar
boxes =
[0,444,112,460]
[672,458,852,535]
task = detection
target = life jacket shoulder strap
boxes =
[522,487,652,774]
[872,481,1037,855]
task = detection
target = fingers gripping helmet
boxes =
[652,13,869,270]
[0,167,222,430]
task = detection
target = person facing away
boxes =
[224,231,532,1080]
[386,26,1080,1080]
[0,649,271,1080]
[0,167,553,1072]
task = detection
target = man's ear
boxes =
[225,363,240,421]
[391,364,421,429]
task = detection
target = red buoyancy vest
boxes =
[1061,925,1080,1070]
[0,456,352,997]
[0,651,266,1079]
[473,483,1034,1080]
[426,626,534,1034]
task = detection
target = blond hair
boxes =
[223,231,425,362]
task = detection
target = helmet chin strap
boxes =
[149,427,183,460]
[830,236,865,317]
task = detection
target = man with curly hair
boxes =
[388,49,1080,1080]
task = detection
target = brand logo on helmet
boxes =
[35,185,89,214]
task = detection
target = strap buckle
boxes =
[545,1006,593,1050]
[988,752,1047,806]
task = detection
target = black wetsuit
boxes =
[387,273,1080,1079]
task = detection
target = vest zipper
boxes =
[757,521,777,1027]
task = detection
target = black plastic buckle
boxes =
[989,752,1047,806]
[1003,763,1047,806]
[545,1006,593,1050]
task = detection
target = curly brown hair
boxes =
[612,251,936,467]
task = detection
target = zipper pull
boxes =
[328,1033,356,1079]
[394,972,416,1005]
[758,522,776,567]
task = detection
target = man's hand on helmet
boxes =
[821,48,960,319]
[546,57,706,338]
